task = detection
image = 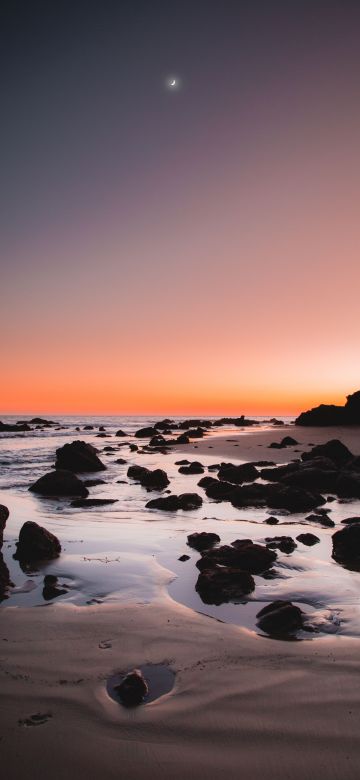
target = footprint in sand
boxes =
[18,712,52,727]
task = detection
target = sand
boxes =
[1,424,360,779]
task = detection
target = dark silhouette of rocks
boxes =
[301,439,353,467]
[42,574,67,600]
[305,513,335,527]
[55,440,106,472]
[265,536,297,554]
[341,517,360,525]
[176,433,190,444]
[217,462,259,484]
[178,554,190,562]
[187,532,220,551]
[146,493,202,511]
[296,390,360,426]
[257,601,304,635]
[115,670,148,707]
[14,521,61,562]
[83,478,106,487]
[178,461,204,474]
[197,476,218,489]
[115,429,127,437]
[264,516,279,525]
[0,505,9,547]
[0,421,31,432]
[127,465,169,490]
[83,424,94,430]
[29,469,89,497]
[196,566,255,605]
[297,533,320,545]
[335,471,360,498]
[332,524,360,570]
[267,486,326,512]
[198,540,276,574]
[269,436,298,449]
[205,480,237,501]
[134,427,158,438]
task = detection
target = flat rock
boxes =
[29,470,89,497]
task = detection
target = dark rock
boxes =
[230,483,272,508]
[115,670,148,706]
[115,430,127,437]
[217,463,259,484]
[197,476,218,488]
[302,440,353,467]
[103,446,116,452]
[332,524,360,569]
[267,486,326,512]
[141,469,170,490]
[149,435,167,447]
[178,554,190,562]
[0,554,11,600]
[99,426,106,432]
[146,493,202,511]
[14,521,61,562]
[134,427,158,439]
[269,436,298,449]
[296,390,360,426]
[55,440,106,473]
[200,540,276,574]
[178,461,204,475]
[175,459,191,465]
[185,427,205,438]
[96,432,108,437]
[265,536,297,554]
[178,493,203,510]
[42,575,67,601]
[129,444,138,452]
[260,462,301,482]
[305,513,335,527]
[70,498,118,507]
[205,480,237,501]
[187,532,220,551]
[176,434,190,444]
[196,567,255,605]
[29,469,89,497]
[264,516,279,525]
[83,425,94,430]
[296,533,320,546]
[335,472,360,498]
[0,421,31,432]
[281,467,338,492]
[341,517,360,525]
[115,458,127,465]
[257,600,303,635]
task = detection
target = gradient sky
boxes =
[1,0,359,415]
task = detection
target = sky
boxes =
[1,0,359,415]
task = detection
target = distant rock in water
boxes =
[55,440,106,472]
[0,421,31,432]
[14,521,61,562]
[296,390,360,426]
[70,498,118,508]
[29,469,89,497]
[134,427,158,439]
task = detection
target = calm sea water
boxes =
[1,414,359,639]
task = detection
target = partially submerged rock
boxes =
[70,498,118,507]
[187,532,220,551]
[127,465,170,490]
[332,524,360,569]
[296,533,320,546]
[178,461,204,474]
[265,536,297,554]
[217,462,259,484]
[115,670,148,706]
[42,574,67,601]
[301,439,353,467]
[146,493,202,511]
[14,521,61,562]
[257,600,304,635]
[196,566,255,605]
[29,469,89,497]
[55,440,106,472]
[198,540,276,574]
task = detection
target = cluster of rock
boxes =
[127,465,170,490]
[196,441,360,514]
[29,441,107,497]
[296,390,360,426]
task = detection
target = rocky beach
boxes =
[1,399,360,779]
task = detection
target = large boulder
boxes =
[344,391,360,424]
[332,524,360,569]
[196,567,255,605]
[198,540,276,574]
[55,440,106,472]
[217,463,259,484]
[0,421,31,432]
[301,440,353,467]
[296,390,360,426]
[14,521,61,562]
[29,469,89,497]
[297,533,320,546]
[256,601,304,635]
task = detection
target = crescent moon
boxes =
[170,79,176,86]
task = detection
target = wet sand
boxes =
[1,423,360,778]
[1,598,360,780]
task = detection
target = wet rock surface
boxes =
[29,469,89,497]
[257,600,304,636]
[187,532,220,551]
[113,669,148,706]
[14,521,61,563]
[196,566,255,605]
[55,440,106,472]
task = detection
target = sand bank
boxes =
[177,424,360,463]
